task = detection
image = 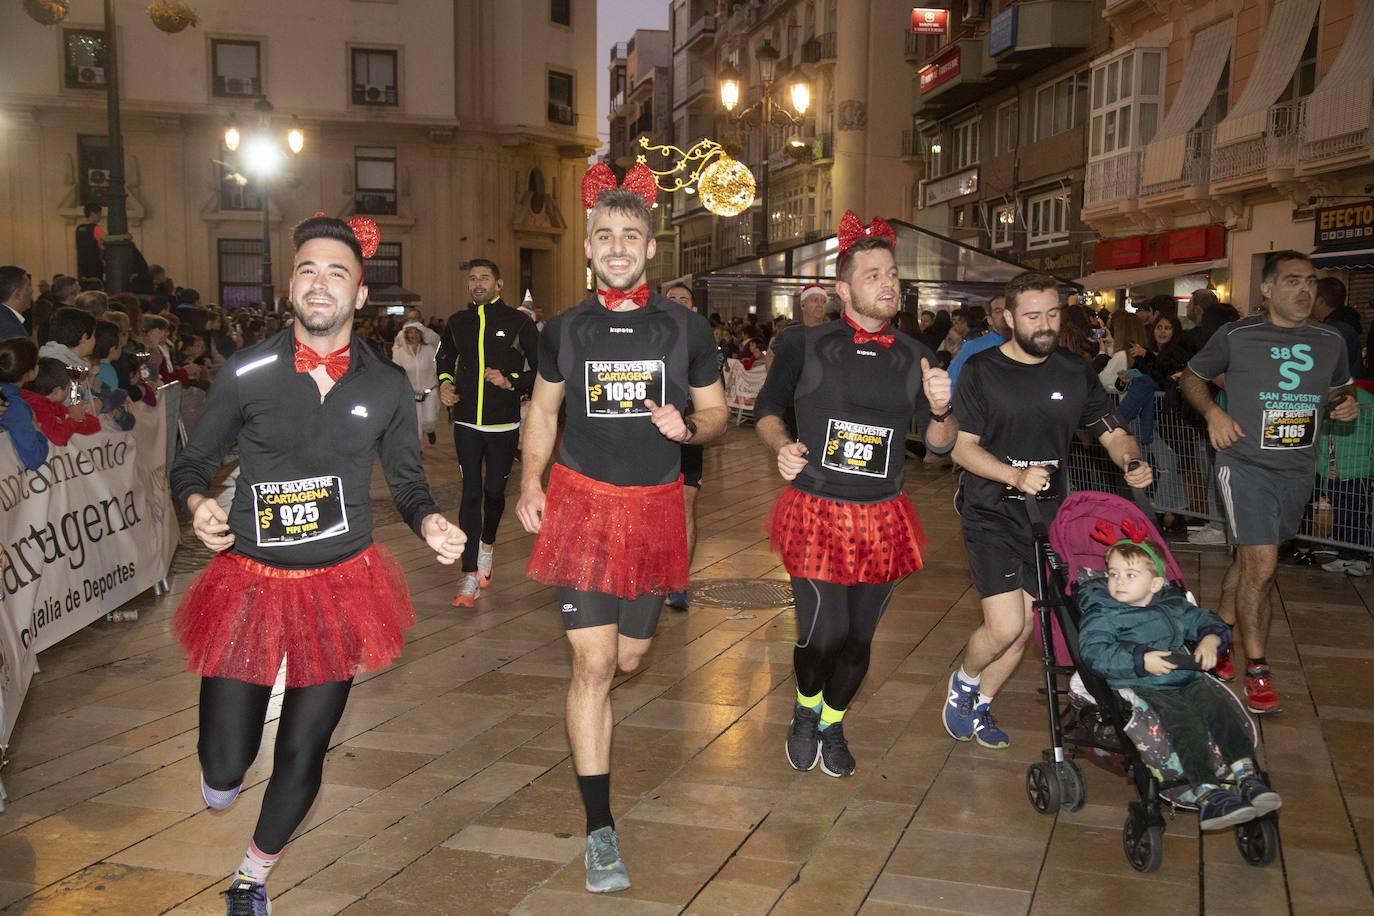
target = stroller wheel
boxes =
[1057,760,1086,812]
[1027,762,1062,815]
[1123,809,1165,873]
[1236,815,1279,867]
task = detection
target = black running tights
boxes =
[454,425,520,571]
[791,577,898,711]
[198,676,353,855]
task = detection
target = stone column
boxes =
[830,0,870,220]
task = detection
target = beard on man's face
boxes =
[1014,325,1058,357]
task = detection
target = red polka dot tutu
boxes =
[526,463,689,598]
[768,487,925,585]
[175,544,415,687]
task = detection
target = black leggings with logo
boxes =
[198,676,352,855]
[790,577,898,711]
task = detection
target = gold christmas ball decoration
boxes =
[24,0,69,25]
[147,1,199,33]
[697,156,756,218]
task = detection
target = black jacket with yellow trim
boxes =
[434,297,539,427]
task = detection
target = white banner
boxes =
[725,360,768,410]
[0,399,179,745]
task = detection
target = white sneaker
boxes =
[1322,558,1356,574]
[451,573,480,608]
[1187,526,1227,546]
[477,542,494,588]
[1347,560,1371,578]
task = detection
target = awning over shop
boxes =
[1141,20,1235,187]
[1075,259,1226,290]
[1304,1,1374,143]
[1214,0,1320,147]
[1312,248,1374,271]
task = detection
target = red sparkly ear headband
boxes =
[581,162,658,211]
[310,212,379,285]
[837,210,896,258]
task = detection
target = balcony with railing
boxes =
[901,128,923,161]
[1085,151,1141,209]
[677,12,716,52]
[801,32,837,65]
[609,91,626,117]
[1139,129,1212,199]
[1300,82,1374,171]
[1209,101,1304,188]
[609,42,628,63]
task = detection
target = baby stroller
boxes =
[1023,490,1279,872]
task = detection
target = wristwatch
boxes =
[682,418,698,443]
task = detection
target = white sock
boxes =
[957,666,981,687]
[236,841,279,885]
[977,693,994,708]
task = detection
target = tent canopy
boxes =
[695,219,1057,320]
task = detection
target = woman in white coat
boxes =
[392,321,440,445]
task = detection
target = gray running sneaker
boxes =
[585,826,630,894]
[451,573,480,608]
[818,721,856,777]
[786,705,822,771]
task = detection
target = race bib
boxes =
[1002,458,1063,500]
[821,419,893,478]
[253,476,349,547]
[585,360,665,418]
[1261,408,1316,450]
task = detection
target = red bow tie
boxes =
[294,341,352,381]
[844,314,895,349]
[600,285,650,311]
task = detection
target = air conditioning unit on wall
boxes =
[224,77,255,96]
[962,0,987,23]
[87,168,111,187]
[364,84,386,102]
[77,66,105,85]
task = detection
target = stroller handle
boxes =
[1023,458,1153,537]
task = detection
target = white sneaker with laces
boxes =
[477,542,495,588]
[1187,526,1227,546]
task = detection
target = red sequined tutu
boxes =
[175,544,415,687]
[526,463,689,598]
[768,487,926,585]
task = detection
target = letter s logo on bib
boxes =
[1272,343,1314,392]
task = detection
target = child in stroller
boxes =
[1025,490,1281,872]
[1077,534,1282,831]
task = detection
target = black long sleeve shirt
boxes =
[171,329,441,569]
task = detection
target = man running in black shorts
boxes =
[517,166,727,894]
[171,215,465,916]
[944,271,1152,748]
[664,281,704,611]
[1181,250,1356,713]
[436,258,539,607]
[756,213,956,777]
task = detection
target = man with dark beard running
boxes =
[943,271,1152,749]
[755,213,956,777]
[171,215,465,916]
[516,165,726,894]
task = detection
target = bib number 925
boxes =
[277,503,320,526]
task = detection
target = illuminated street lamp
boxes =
[718,39,811,254]
[224,98,303,308]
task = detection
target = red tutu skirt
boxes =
[768,487,926,585]
[526,463,689,598]
[175,544,415,688]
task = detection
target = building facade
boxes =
[0,0,600,318]
[908,0,1108,285]
[661,0,920,294]
[1081,0,1374,314]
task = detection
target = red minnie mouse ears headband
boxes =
[837,211,896,257]
[581,162,658,211]
[310,211,381,259]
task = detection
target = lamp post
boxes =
[224,98,304,308]
[718,39,810,255]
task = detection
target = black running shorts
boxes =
[556,587,665,640]
[681,443,704,489]
[962,526,1041,600]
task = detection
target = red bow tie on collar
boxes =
[294,341,352,382]
[843,314,895,348]
[600,285,650,311]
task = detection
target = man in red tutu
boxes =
[170,214,465,915]
[754,213,956,778]
[516,164,726,894]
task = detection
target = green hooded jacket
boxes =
[1077,579,1231,691]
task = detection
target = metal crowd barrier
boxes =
[1066,394,1373,557]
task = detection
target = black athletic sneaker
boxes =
[786,705,821,771]
[818,721,856,777]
